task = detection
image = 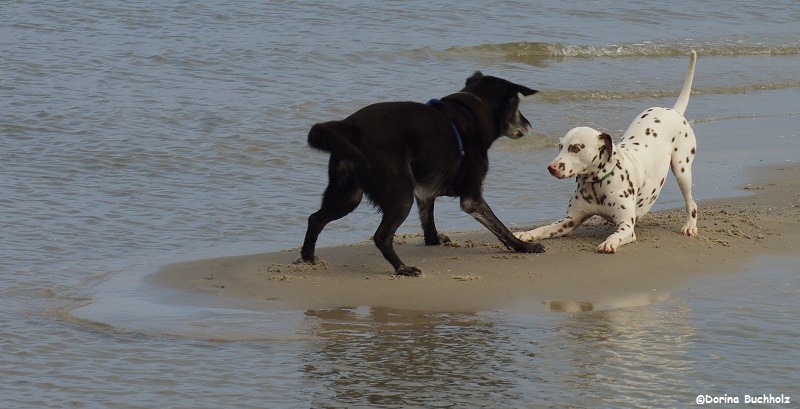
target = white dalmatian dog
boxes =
[517,50,698,253]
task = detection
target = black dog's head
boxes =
[464,71,537,139]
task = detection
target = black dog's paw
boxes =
[425,233,452,246]
[395,265,422,277]
[294,256,320,265]
[518,242,546,254]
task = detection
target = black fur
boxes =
[300,72,545,276]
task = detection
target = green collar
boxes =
[592,170,614,184]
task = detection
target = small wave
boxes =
[538,81,800,103]
[693,111,800,124]
[434,40,800,65]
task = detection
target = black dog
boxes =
[299,72,545,276]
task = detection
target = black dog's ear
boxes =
[516,85,538,97]
[466,71,484,85]
[599,132,613,160]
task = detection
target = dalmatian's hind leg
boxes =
[671,129,698,237]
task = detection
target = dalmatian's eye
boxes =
[558,144,563,150]
[568,144,581,154]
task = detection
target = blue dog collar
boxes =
[426,99,466,158]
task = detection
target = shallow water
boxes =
[2,1,800,406]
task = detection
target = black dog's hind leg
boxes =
[374,196,420,276]
[363,174,421,276]
[460,195,545,254]
[300,162,363,263]
[416,196,450,245]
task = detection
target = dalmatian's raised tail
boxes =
[672,50,697,116]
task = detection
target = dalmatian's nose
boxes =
[548,163,559,175]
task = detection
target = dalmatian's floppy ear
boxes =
[599,132,613,160]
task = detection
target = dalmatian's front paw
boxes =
[682,222,698,237]
[597,239,619,254]
[514,231,536,242]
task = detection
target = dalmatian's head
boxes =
[547,127,614,179]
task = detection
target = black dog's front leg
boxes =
[416,196,451,245]
[460,195,545,253]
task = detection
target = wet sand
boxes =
[151,165,799,313]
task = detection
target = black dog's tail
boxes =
[307,121,368,165]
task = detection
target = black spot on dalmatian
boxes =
[645,128,651,135]
[691,147,696,154]
[674,147,678,152]
[692,209,697,218]
[641,113,649,118]
[681,167,685,173]
[654,118,660,123]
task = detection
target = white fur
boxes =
[516,51,699,253]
